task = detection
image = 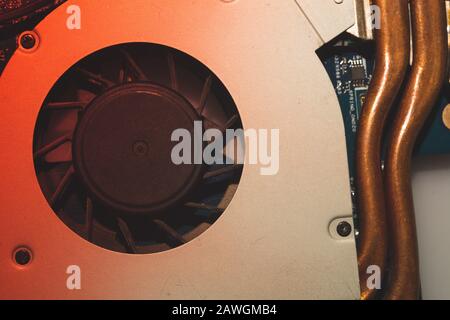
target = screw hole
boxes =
[336,221,352,237]
[18,31,39,52]
[13,247,33,266]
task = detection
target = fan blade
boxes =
[203,164,243,179]
[167,51,178,90]
[121,49,148,81]
[117,217,137,254]
[184,202,225,214]
[85,197,94,241]
[34,134,71,160]
[45,101,85,111]
[75,67,116,88]
[39,108,78,163]
[50,165,75,209]
[152,219,186,246]
[198,75,213,115]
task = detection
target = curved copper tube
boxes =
[355,0,410,300]
[383,0,448,300]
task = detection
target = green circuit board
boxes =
[320,41,450,179]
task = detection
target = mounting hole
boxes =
[13,247,33,266]
[18,31,40,53]
[336,221,352,237]
[329,217,354,240]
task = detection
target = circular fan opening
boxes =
[33,43,244,254]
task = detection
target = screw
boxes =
[337,221,352,237]
[20,33,37,50]
[13,247,33,266]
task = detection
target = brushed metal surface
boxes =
[0,0,359,299]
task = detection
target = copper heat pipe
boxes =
[383,0,448,300]
[356,0,410,300]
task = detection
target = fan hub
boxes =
[73,83,203,215]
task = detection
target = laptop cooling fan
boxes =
[1,0,449,300]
